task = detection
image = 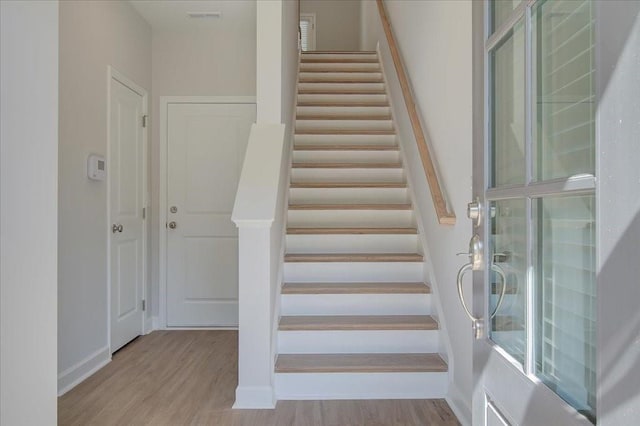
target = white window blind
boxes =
[300,15,314,52]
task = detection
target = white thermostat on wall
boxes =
[87,154,106,181]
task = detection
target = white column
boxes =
[256,0,283,124]
[231,124,286,408]
[1,1,59,424]
[232,225,275,408]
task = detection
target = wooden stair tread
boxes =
[296,114,392,121]
[298,89,385,95]
[301,51,377,54]
[284,253,423,262]
[295,129,394,135]
[293,144,397,151]
[292,162,400,169]
[289,182,406,189]
[279,315,437,331]
[287,227,417,235]
[301,58,379,64]
[298,69,382,74]
[299,79,384,84]
[297,101,390,107]
[275,353,447,373]
[282,282,430,295]
[288,203,412,210]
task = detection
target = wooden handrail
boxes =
[376,0,456,225]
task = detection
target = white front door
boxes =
[109,75,146,352]
[467,1,597,425]
[166,103,255,327]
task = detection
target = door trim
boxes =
[158,96,256,329]
[106,66,149,352]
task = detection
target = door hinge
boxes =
[142,207,146,219]
[142,115,148,128]
[142,300,146,311]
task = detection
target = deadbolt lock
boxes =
[170,206,178,213]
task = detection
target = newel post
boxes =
[232,220,275,408]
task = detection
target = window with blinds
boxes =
[300,14,315,52]
[487,0,596,422]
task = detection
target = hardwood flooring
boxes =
[58,331,460,426]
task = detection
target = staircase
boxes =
[274,51,448,400]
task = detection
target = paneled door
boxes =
[110,75,146,352]
[466,1,597,425]
[166,103,255,327]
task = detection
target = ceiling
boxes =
[130,0,255,30]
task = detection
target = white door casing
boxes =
[163,101,256,327]
[109,70,147,352]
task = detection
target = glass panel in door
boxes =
[532,0,595,181]
[490,20,525,188]
[489,199,527,365]
[534,194,596,421]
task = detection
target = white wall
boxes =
[301,0,361,51]
[596,3,640,425]
[281,0,300,127]
[58,0,151,392]
[361,1,474,422]
[150,4,256,320]
[1,1,59,423]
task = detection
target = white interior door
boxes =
[166,103,255,327]
[467,1,597,425]
[110,76,145,352]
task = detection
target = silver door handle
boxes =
[112,224,123,233]
[168,221,177,229]
[456,263,507,322]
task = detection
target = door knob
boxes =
[112,224,123,233]
[168,221,177,229]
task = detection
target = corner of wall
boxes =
[57,347,111,397]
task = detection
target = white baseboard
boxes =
[446,382,472,426]
[233,385,276,409]
[57,346,111,396]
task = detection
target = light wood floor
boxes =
[58,331,460,426]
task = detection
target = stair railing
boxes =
[376,0,456,225]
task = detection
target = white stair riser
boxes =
[275,372,448,400]
[289,187,408,204]
[292,150,400,164]
[298,82,385,91]
[299,72,383,82]
[284,262,423,283]
[295,134,396,146]
[278,329,437,354]
[291,168,404,183]
[300,62,380,71]
[280,293,431,316]
[296,119,393,131]
[286,234,418,254]
[297,94,387,104]
[297,106,391,117]
[287,210,414,227]
[301,53,378,61]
